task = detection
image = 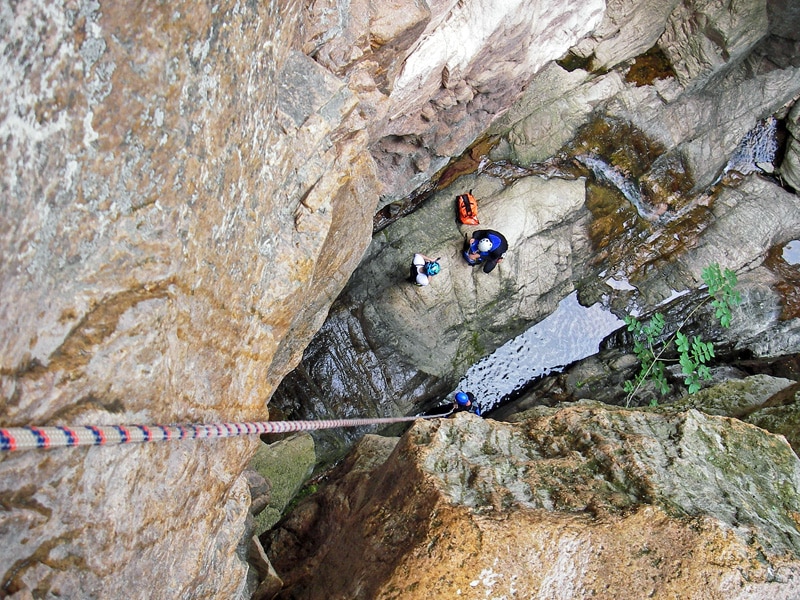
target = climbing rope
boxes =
[0,413,448,453]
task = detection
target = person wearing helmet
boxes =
[452,390,481,416]
[409,253,442,286]
[463,229,508,273]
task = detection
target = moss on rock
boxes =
[249,433,316,535]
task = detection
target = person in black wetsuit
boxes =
[452,391,482,416]
[463,229,508,273]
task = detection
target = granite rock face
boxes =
[658,0,768,87]
[322,0,607,203]
[274,0,800,464]
[0,1,376,597]
[265,403,800,599]
[670,374,800,454]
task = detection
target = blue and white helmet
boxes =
[477,238,493,252]
[425,261,440,276]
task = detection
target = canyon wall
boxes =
[271,0,800,464]
[3,0,800,597]
[0,0,610,597]
[0,1,377,597]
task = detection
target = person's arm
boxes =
[483,238,507,271]
[465,236,481,259]
[483,253,505,272]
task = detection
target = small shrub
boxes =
[624,263,741,406]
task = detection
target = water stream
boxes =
[575,154,664,221]
[449,292,623,413]
[784,240,800,265]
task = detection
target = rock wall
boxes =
[265,396,800,599]
[0,1,377,597]
[297,0,606,205]
[0,0,631,596]
[365,0,605,202]
[272,0,800,461]
[3,0,800,597]
[274,173,593,461]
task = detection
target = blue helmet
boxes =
[425,261,440,276]
[455,391,470,405]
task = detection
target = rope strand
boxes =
[0,414,446,452]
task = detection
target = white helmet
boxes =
[477,238,493,252]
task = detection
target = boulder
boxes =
[244,468,272,517]
[668,374,800,454]
[353,175,587,377]
[247,536,284,600]
[491,1,800,194]
[745,383,800,454]
[265,404,800,599]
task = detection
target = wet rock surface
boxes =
[271,174,591,462]
[265,400,800,599]
[274,2,800,468]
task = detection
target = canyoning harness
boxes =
[463,229,508,273]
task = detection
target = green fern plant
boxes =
[624,263,741,407]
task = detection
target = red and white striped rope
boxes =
[0,414,442,452]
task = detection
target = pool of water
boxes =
[783,240,800,265]
[451,291,624,413]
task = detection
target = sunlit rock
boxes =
[367,0,605,201]
[0,1,375,597]
[487,63,627,164]
[666,374,800,453]
[265,405,800,599]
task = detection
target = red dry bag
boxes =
[456,192,480,225]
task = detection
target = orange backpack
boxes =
[456,191,480,225]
